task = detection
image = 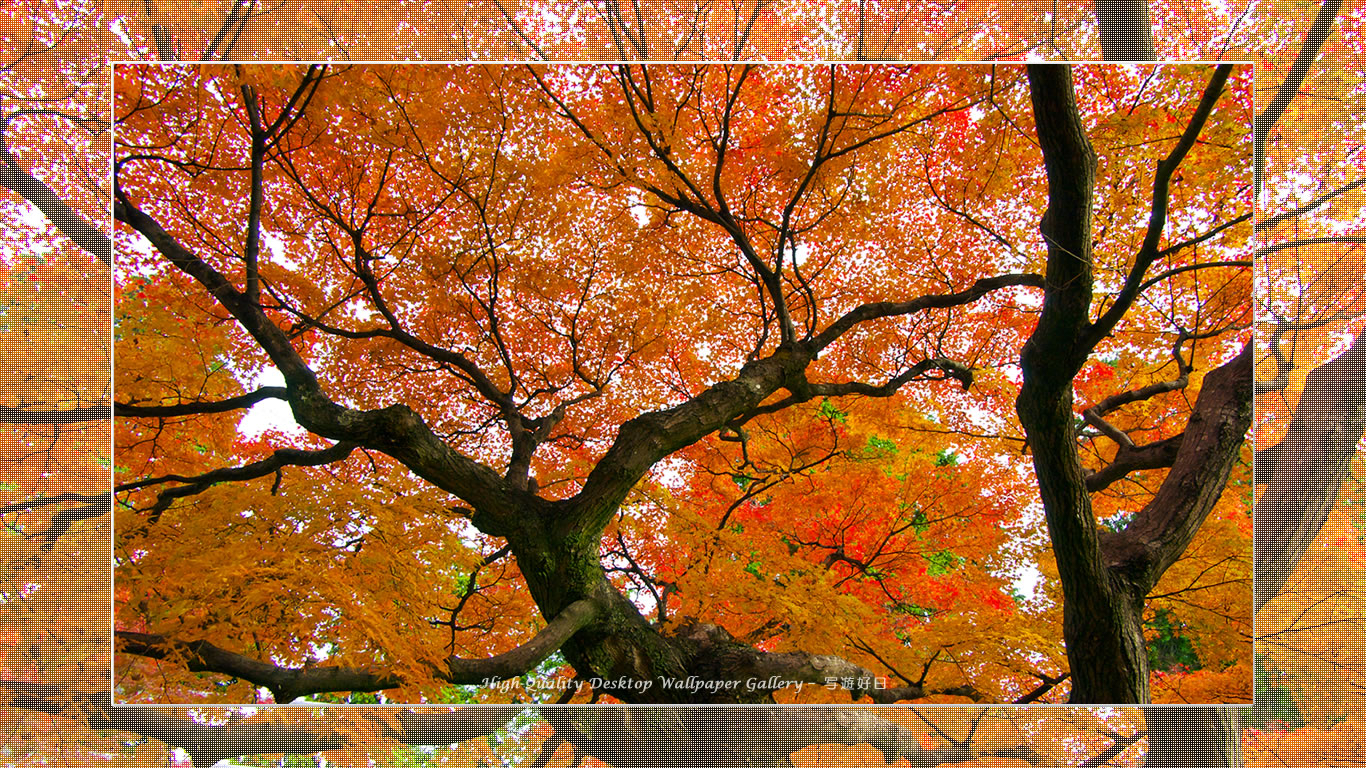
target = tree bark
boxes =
[1255,332,1366,611]
[1143,708,1243,768]
[1094,0,1156,60]
[0,14,1345,765]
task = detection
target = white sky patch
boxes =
[628,190,651,226]
[345,298,377,322]
[110,17,134,51]
[1002,496,1050,607]
[262,230,299,269]
[2,200,64,265]
[19,198,48,228]
[236,366,305,437]
[1011,564,1043,604]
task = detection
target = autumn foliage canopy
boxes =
[111,63,1253,705]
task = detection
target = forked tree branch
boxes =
[0,492,112,550]
[113,191,518,520]
[1100,339,1253,589]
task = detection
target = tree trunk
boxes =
[1255,332,1366,611]
[1061,589,1150,703]
[1143,708,1242,768]
[1094,0,1156,60]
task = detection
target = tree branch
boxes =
[116,600,599,702]
[671,621,986,704]
[1136,258,1252,293]
[813,273,1043,352]
[7,678,514,767]
[0,492,112,550]
[1256,234,1366,256]
[116,631,404,703]
[740,357,975,423]
[113,191,516,527]
[1100,339,1253,591]
[0,152,111,264]
[1015,671,1071,703]
[0,404,109,424]
[445,598,600,683]
[1084,434,1184,493]
[1256,176,1366,232]
[1254,0,1346,194]
[116,441,358,523]
[1086,64,1234,351]
[115,386,288,418]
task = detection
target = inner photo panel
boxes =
[112,62,1253,705]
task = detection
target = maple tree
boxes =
[2,0,1365,767]
[108,61,1253,709]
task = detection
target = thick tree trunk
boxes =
[1143,708,1242,768]
[1094,0,1156,60]
[506,523,709,703]
[1061,590,1150,703]
[1019,64,1152,703]
[1255,332,1366,610]
[1020,65,1248,704]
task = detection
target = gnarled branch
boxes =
[116,599,600,702]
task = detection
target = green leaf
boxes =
[1245,654,1305,730]
[926,549,962,576]
[866,434,897,456]
[934,448,959,467]
[817,398,847,424]
[1098,511,1132,533]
